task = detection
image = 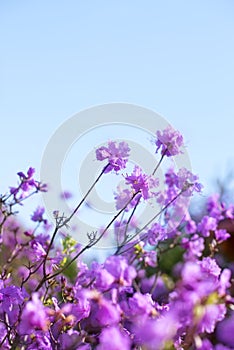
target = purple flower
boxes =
[104,256,136,287]
[9,167,38,200]
[207,194,223,219]
[216,311,234,347]
[19,293,49,334]
[30,240,47,261]
[185,219,197,234]
[18,167,37,192]
[71,297,91,323]
[17,167,35,180]
[97,325,131,350]
[87,296,121,329]
[181,234,205,259]
[197,216,217,237]
[155,126,184,157]
[0,285,24,313]
[90,262,115,292]
[26,333,52,349]
[60,190,73,200]
[215,345,232,350]
[200,257,221,278]
[147,223,167,246]
[140,274,169,302]
[59,330,87,350]
[114,185,141,211]
[198,304,226,334]
[125,166,158,200]
[176,168,202,196]
[134,312,178,350]
[121,292,154,321]
[143,250,157,267]
[96,141,130,173]
[31,206,47,224]
[197,339,213,350]
[215,229,230,243]
[218,268,231,296]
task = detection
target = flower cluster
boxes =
[0,128,233,349]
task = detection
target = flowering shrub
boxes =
[0,127,233,349]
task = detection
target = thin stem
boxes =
[41,163,110,280]
[35,191,140,289]
[116,190,183,255]
[60,163,110,228]
[152,149,167,175]
[115,195,142,255]
[116,151,166,253]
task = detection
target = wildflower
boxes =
[96,141,130,173]
[155,126,184,156]
[125,166,158,200]
[31,206,47,224]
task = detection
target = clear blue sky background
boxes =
[1,0,234,200]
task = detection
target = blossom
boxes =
[215,229,230,243]
[30,240,47,261]
[134,312,178,350]
[96,141,130,173]
[114,185,142,211]
[0,285,24,313]
[19,293,49,334]
[197,216,217,237]
[104,256,136,287]
[125,165,158,200]
[181,234,205,259]
[155,126,184,156]
[60,191,73,200]
[216,311,234,347]
[9,167,38,200]
[147,223,167,246]
[97,326,131,350]
[175,168,203,196]
[200,257,221,278]
[85,296,121,329]
[31,206,47,224]
[26,333,52,349]
[121,292,155,321]
[91,262,115,292]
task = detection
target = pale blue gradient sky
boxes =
[1,0,234,199]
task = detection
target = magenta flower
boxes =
[31,206,47,224]
[87,296,121,329]
[96,141,130,173]
[60,190,73,200]
[197,216,217,237]
[134,313,178,350]
[0,285,24,313]
[17,167,36,192]
[216,311,234,347]
[125,165,158,200]
[147,223,167,246]
[114,185,141,211]
[9,167,38,200]
[175,168,203,196]
[97,325,131,350]
[155,126,184,156]
[121,292,154,321]
[215,229,230,243]
[90,262,115,292]
[104,256,136,287]
[181,234,205,259]
[30,240,47,262]
[19,293,49,334]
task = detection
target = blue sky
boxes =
[1,0,234,202]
